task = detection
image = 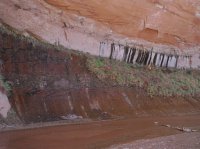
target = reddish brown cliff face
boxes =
[1,25,200,122]
[45,0,200,49]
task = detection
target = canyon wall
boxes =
[0,0,200,69]
[1,27,200,122]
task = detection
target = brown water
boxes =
[1,115,200,149]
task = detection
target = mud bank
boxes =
[1,25,200,123]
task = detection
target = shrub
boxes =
[0,75,12,96]
[87,56,200,97]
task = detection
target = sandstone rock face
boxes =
[1,30,200,122]
[0,91,11,118]
[45,0,200,49]
[0,0,200,68]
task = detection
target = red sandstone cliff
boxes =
[0,0,200,68]
[45,0,200,49]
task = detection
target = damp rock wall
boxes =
[1,26,200,123]
[101,42,197,69]
[0,0,200,69]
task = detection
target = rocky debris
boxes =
[154,122,198,132]
[99,112,113,120]
[0,123,15,130]
[0,109,22,130]
[108,132,200,149]
[60,114,83,120]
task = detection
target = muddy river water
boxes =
[0,115,200,149]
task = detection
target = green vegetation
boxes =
[87,56,200,97]
[0,75,12,96]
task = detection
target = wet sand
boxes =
[108,132,200,149]
[0,115,200,149]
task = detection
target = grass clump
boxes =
[0,75,12,96]
[87,56,144,86]
[87,57,200,97]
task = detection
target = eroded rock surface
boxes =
[0,0,200,56]
[45,0,200,48]
[1,24,200,122]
